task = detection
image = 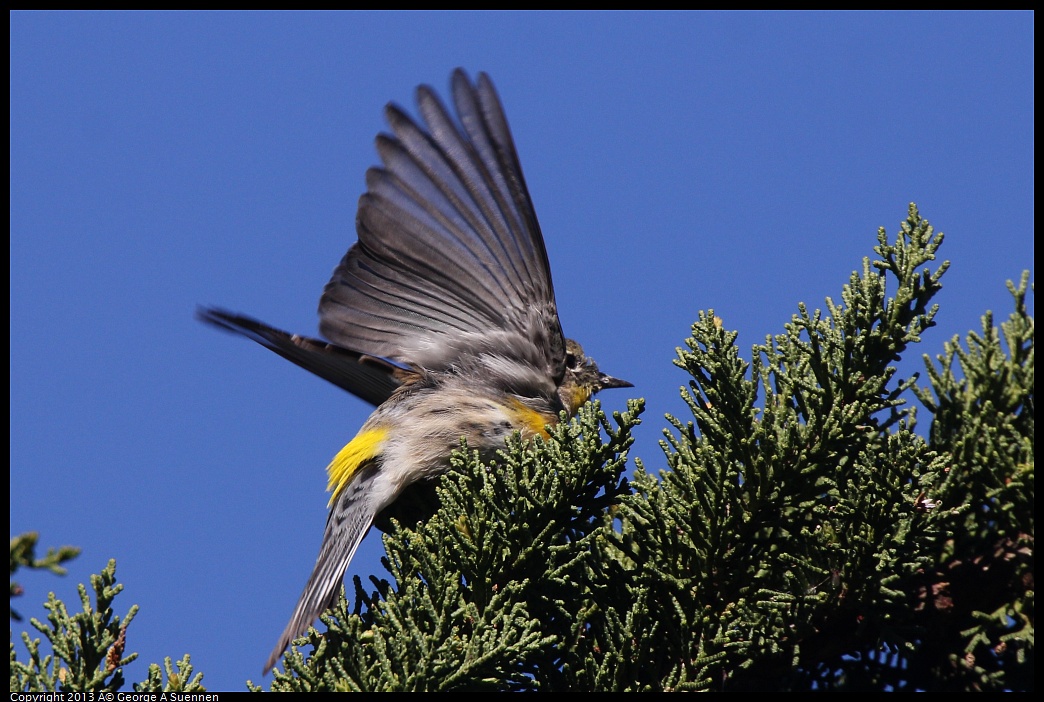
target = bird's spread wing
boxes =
[319,69,567,385]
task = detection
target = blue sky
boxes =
[10,11,1033,691]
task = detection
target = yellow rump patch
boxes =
[326,427,388,507]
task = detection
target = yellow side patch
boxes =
[326,427,388,507]
[563,386,593,416]
[509,398,554,438]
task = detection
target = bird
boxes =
[198,68,631,675]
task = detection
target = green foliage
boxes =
[909,270,1034,691]
[10,532,80,622]
[618,205,956,690]
[9,556,205,693]
[609,205,1032,691]
[264,204,1031,691]
[135,655,207,694]
[11,204,1033,691]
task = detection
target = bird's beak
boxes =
[598,373,633,390]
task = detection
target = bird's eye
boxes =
[566,353,578,368]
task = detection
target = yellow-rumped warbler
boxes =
[199,69,630,675]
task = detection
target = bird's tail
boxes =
[264,461,383,674]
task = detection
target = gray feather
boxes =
[264,462,382,675]
[319,69,566,382]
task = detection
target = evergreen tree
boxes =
[10,205,1033,692]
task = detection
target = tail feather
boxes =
[264,462,383,674]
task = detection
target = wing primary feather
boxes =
[448,70,547,298]
[381,102,528,302]
[412,85,534,300]
[316,69,567,382]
